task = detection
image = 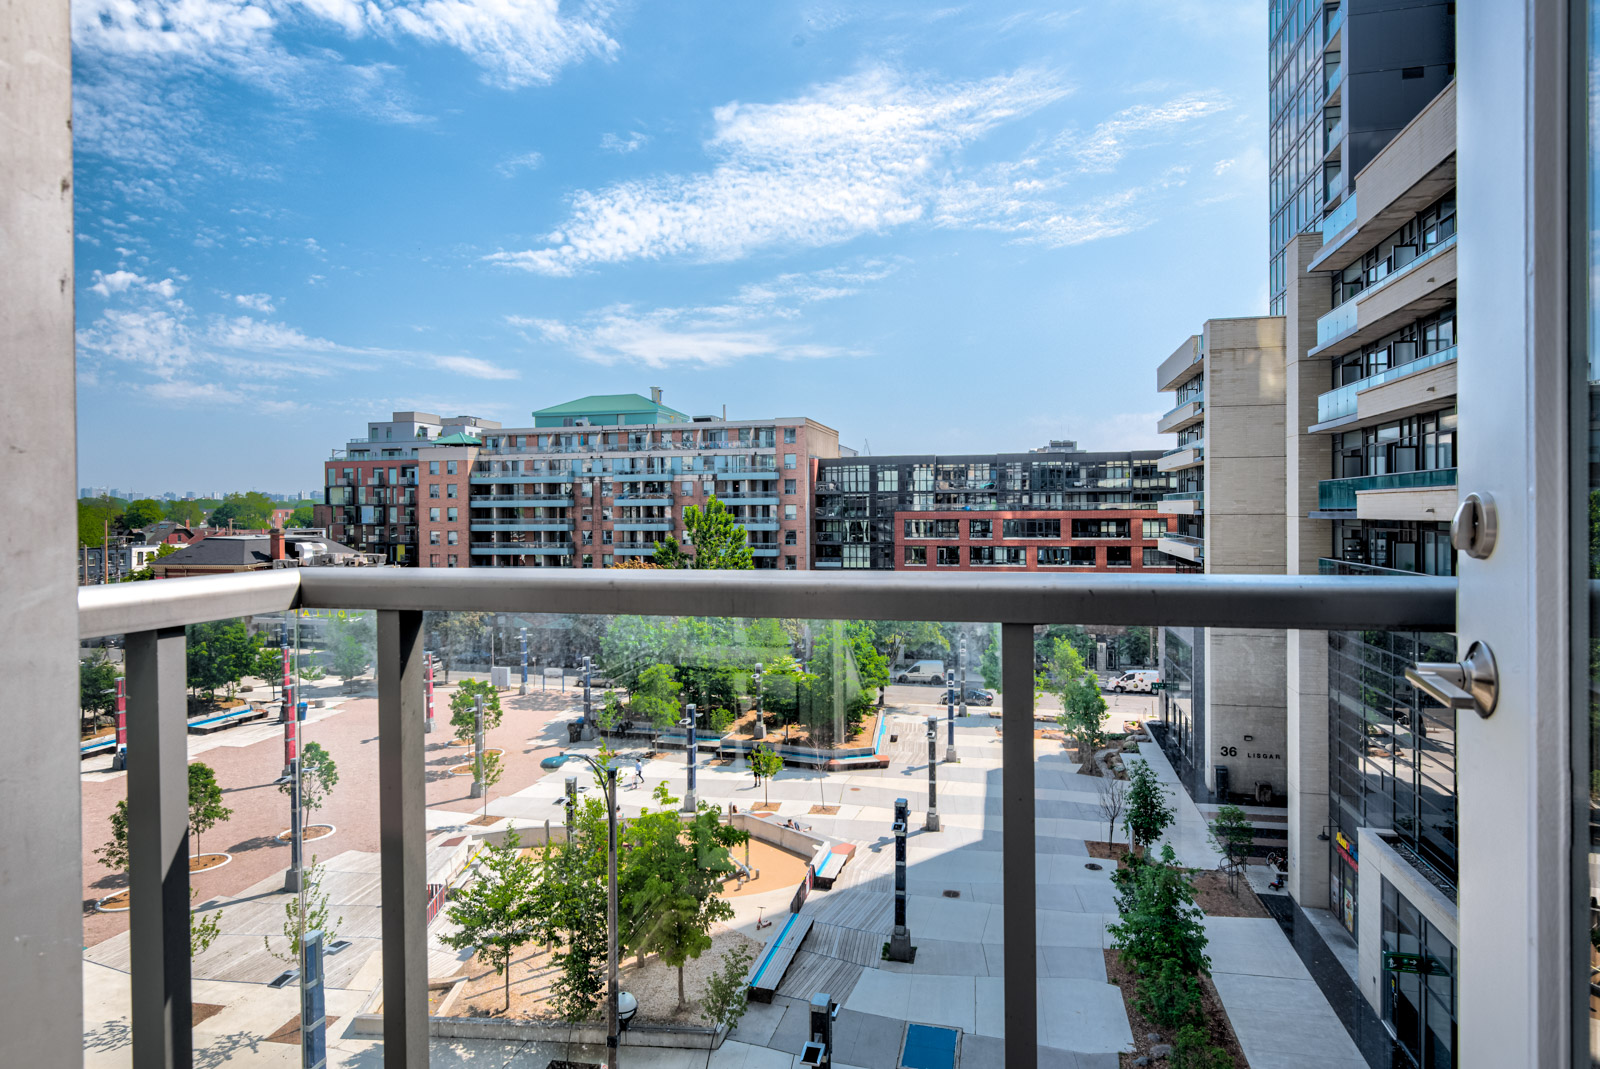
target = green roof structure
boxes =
[530,393,691,428]
[430,431,482,445]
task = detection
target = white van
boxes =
[1106,670,1161,693]
[896,660,948,685]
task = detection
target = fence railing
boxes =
[76,568,1453,1069]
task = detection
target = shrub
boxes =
[1170,1022,1234,1069]
[1134,957,1205,1031]
[1108,844,1210,979]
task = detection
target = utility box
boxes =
[490,666,511,688]
[1214,764,1230,801]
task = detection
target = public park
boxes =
[76,612,1359,1068]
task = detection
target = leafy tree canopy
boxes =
[674,496,753,570]
[164,499,205,527]
[186,618,264,700]
[120,498,165,530]
[441,829,539,1011]
[288,504,316,527]
[450,678,504,740]
[208,491,275,530]
[80,650,120,721]
[187,762,233,855]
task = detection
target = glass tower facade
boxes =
[1268,0,1335,313]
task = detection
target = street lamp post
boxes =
[519,627,528,696]
[944,671,956,764]
[111,678,127,771]
[752,663,766,741]
[583,655,594,739]
[424,650,435,734]
[924,716,940,832]
[470,695,485,799]
[680,703,698,813]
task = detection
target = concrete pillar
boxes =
[0,0,81,1060]
[377,610,428,1067]
[1000,623,1038,1069]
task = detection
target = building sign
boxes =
[1334,830,1359,872]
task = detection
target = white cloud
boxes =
[434,355,521,380]
[497,151,544,177]
[89,269,180,299]
[487,67,1069,275]
[1213,158,1236,176]
[600,131,649,154]
[233,292,277,312]
[1068,94,1229,172]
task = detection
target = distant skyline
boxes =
[72,0,1267,489]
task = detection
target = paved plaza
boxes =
[79,682,1364,1068]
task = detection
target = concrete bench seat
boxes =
[812,844,855,891]
[745,912,813,1004]
[187,707,270,735]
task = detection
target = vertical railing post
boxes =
[377,610,427,1067]
[1000,622,1037,1069]
[124,626,192,1069]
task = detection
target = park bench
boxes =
[745,912,814,1004]
[187,705,270,735]
[811,844,855,891]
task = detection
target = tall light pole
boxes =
[111,677,127,771]
[751,663,766,741]
[680,703,698,813]
[924,716,940,831]
[519,627,529,696]
[470,695,486,798]
[583,655,594,739]
[944,671,957,763]
[424,650,435,734]
[958,634,968,721]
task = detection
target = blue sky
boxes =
[72,0,1268,493]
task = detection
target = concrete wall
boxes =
[0,0,83,1059]
[1355,827,1459,1017]
[1203,316,1287,576]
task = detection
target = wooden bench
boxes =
[187,707,270,735]
[811,844,855,891]
[745,912,814,1003]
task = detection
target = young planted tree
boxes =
[1124,759,1175,857]
[1041,636,1109,771]
[96,799,129,878]
[190,890,223,959]
[79,651,120,734]
[328,613,374,682]
[699,943,756,1034]
[630,663,683,729]
[650,536,692,569]
[620,796,747,1006]
[1107,843,1211,979]
[597,690,624,739]
[531,795,609,1020]
[187,762,233,858]
[266,857,343,965]
[749,744,783,807]
[431,611,490,683]
[450,678,504,741]
[441,829,539,1012]
[1097,777,1128,849]
[477,749,503,822]
[1210,804,1255,895]
[279,742,339,830]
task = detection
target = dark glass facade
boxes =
[1268,0,1333,313]
[1327,628,1458,940]
[1381,877,1457,1068]
[1160,626,1205,783]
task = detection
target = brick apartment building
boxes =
[811,444,1182,572]
[322,392,842,569]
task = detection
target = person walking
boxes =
[632,757,644,791]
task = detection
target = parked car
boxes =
[1106,670,1161,693]
[962,687,995,706]
[896,660,948,684]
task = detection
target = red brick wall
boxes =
[892,509,1179,571]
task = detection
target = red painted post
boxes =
[114,678,127,754]
[284,693,298,774]
[425,651,435,734]
[281,646,290,695]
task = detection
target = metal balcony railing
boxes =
[1316,345,1458,424]
[1318,467,1458,510]
[75,568,1452,1069]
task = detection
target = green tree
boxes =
[254,644,289,697]
[699,944,756,1034]
[80,650,120,732]
[186,618,263,702]
[96,799,129,876]
[266,857,343,965]
[980,624,1002,691]
[619,790,747,1006]
[1041,636,1108,769]
[1107,844,1211,978]
[280,742,339,829]
[531,794,609,1019]
[477,748,503,822]
[1124,759,1176,857]
[209,491,275,530]
[680,496,754,570]
[441,829,539,1011]
[190,889,223,959]
[188,762,233,857]
[1170,1022,1233,1069]
[1210,804,1254,895]
[78,496,122,548]
[847,623,890,694]
[327,613,374,682]
[120,498,165,530]
[288,503,316,527]
[1115,626,1155,667]
[1134,957,1205,1032]
[650,535,692,569]
[450,678,504,741]
[749,743,783,807]
[430,611,489,682]
[1039,624,1094,666]
[597,690,624,739]
[165,498,205,527]
[630,663,683,728]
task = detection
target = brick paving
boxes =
[79,679,585,948]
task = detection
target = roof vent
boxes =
[650,386,662,404]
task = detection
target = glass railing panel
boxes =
[1321,191,1358,243]
[1317,346,1458,424]
[1318,467,1458,510]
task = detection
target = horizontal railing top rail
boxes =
[77,567,1456,639]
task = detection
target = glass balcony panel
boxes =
[1317,346,1458,424]
[1318,468,1458,510]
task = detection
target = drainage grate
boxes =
[1085,862,1103,871]
[900,1022,961,1069]
[942,889,961,898]
[267,970,299,989]
[546,1062,602,1069]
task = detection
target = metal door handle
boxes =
[1405,641,1498,718]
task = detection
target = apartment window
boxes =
[447,483,457,499]
[1037,546,1070,566]
[843,545,869,568]
[785,555,797,570]
[1142,519,1168,540]
[784,479,796,495]
[971,546,1025,566]
[429,461,439,475]
[429,531,439,545]
[429,554,440,566]
[905,546,927,566]
[1002,518,1061,539]
[429,508,440,522]
[447,554,458,567]
[784,505,797,520]
[969,519,993,540]
[784,529,797,545]
[784,427,796,443]
[582,531,593,546]
[876,466,899,492]
[447,508,457,522]
[936,546,961,566]
[446,460,457,475]
[1071,518,1131,539]
[429,483,440,498]
[1142,547,1169,566]
[1106,546,1132,568]
[683,481,694,496]
[784,453,797,470]
[447,531,458,545]
[601,530,612,545]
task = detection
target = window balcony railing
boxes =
[1318,467,1458,510]
[1317,233,1458,346]
[1324,2,1345,43]
[1162,491,1205,506]
[1321,191,1358,243]
[1318,557,1450,579]
[72,568,1452,1069]
[1324,118,1344,157]
[1316,345,1458,424]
